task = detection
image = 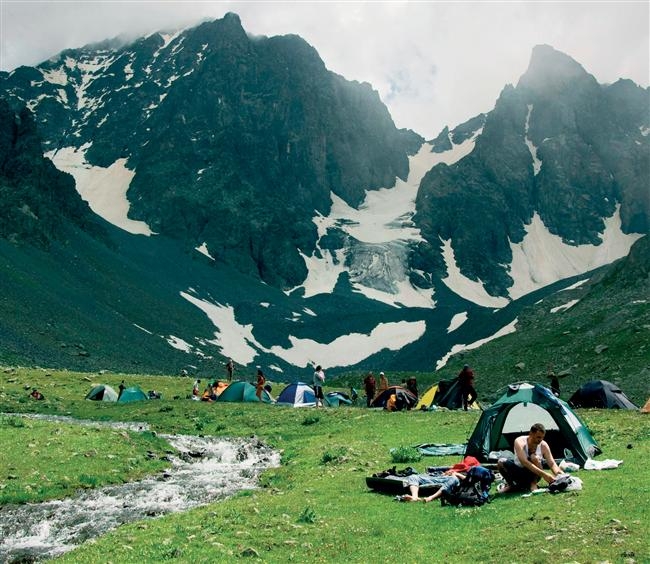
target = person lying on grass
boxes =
[397,469,466,502]
[496,422,563,493]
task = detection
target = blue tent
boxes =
[276,382,316,407]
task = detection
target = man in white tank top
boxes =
[497,423,563,493]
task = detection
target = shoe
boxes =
[497,483,508,493]
[393,495,405,502]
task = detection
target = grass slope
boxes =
[1,367,648,563]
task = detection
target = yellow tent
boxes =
[415,384,438,410]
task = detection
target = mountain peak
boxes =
[517,44,595,93]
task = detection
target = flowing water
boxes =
[0,415,280,563]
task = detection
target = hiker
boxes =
[458,365,477,410]
[548,372,560,396]
[398,469,466,502]
[226,359,234,382]
[363,372,376,407]
[406,377,418,399]
[496,423,563,493]
[192,379,201,397]
[118,380,126,399]
[29,388,44,400]
[313,365,325,407]
[256,369,266,400]
[378,372,389,394]
[386,392,397,412]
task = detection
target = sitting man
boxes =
[497,422,563,493]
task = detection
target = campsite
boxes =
[0,367,648,563]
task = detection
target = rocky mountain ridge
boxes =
[0,19,647,377]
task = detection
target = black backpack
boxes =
[442,466,495,507]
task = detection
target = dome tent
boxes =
[465,382,601,466]
[217,381,273,403]
[569,380,637,409]
[117,386,148,403]
[85,384,118,402]
[370,386,417,410]
[276,382,316,407]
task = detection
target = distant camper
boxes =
[226,359,234,382]
[363,372,376,407]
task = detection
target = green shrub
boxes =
[302,415,320,426]
[321,447,349,465]
[390,445,421,463]
[297,506,316,524]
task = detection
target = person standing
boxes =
[226,359,234,382]
[118,380,126,399]
[378,372,389,394]
[406,376,419,399]
[256,369,266,400]
[457,365,477,410]
[363,372,376,407]
[313,365,325,407]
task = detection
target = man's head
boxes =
[529,423,546,446]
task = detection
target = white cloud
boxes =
[1,2,647,139]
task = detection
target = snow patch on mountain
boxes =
[293,138,483,309]
[440,238,510,308]
[47,145,155,236]
[550,300,579,313]
[560,279,589,292]
[268,320,427,369]
[195,243,215,260]
[524,105,542,175]
[181,291,260,365]
[181,291,426,369]
[41,68,68,86]
[436,318,518,370]
[447,312,468,333]
[165,335,193,352]
[432,128,483,165]
[507,205,642,299]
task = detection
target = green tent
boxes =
[465,382,601,465]
[85,384,118,402]
[324,391,353,407]
[117,386,148,403]
[217,381,273,403]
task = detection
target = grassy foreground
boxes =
[1,367,649,563]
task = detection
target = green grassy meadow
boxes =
[1,367,648,563]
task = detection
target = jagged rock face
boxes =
[414,45,650,297]
[0,100,98,245]
[0,13,417,287]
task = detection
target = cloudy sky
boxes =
[1,1,648,138]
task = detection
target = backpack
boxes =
[442,466,495,507]
[372,466,418,478]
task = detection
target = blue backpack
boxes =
[442,466,495,507]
